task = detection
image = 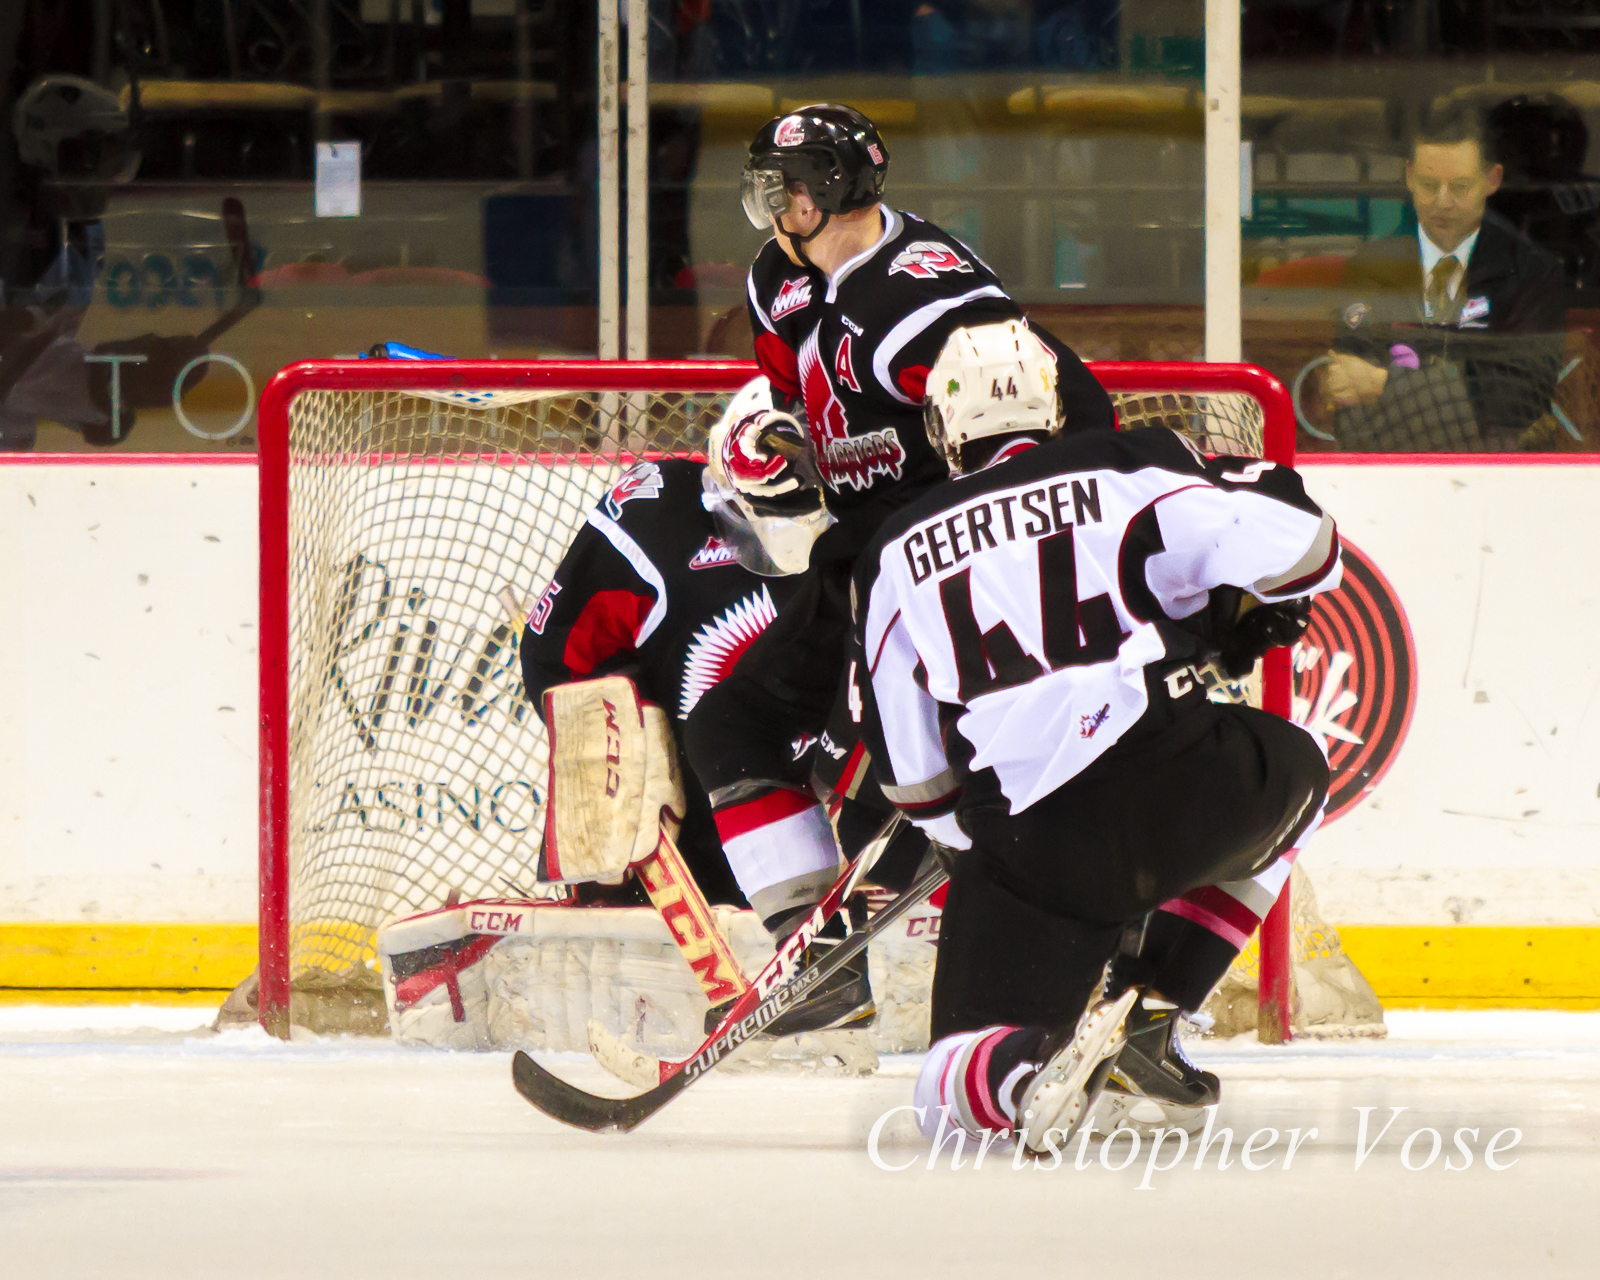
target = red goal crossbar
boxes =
[255,359,1298,1042]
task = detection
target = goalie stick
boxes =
[511,855,949,1134]
[589,811,907,1089]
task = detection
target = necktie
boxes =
[1426,254,1462,324]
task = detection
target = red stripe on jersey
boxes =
[713,787,817,842]
[868,609,902,675]
[894,790,959,817]
[562,589,655,676]
[896,363,930,402]
[835,742,868,797]
[929,882,948,911]
[1265,533,1341,598]
[754,331,801,400]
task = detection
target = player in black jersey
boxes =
[522,378,924,1037]
[519,380,816,909]
[684,104,1112,968]
[851,322,1338,1152]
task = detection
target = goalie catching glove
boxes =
[703,377,833,576]
[540,675,686,884]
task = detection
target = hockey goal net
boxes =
[254,359,1374,1042]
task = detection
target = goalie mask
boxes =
[704,378,833,576]
[924,321,1060,475]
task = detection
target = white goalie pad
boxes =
[377,898,562,1050]
[376,896,915,1070]
[541,675,687,884]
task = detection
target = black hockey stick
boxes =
[511,857,949,1134]
[195,196,261,345]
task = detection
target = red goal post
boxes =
[256,359,1298,1042]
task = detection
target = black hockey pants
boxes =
[931,701,1328,1041]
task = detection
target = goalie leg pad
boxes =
[542,675,687,884]
[378,898,550,1049]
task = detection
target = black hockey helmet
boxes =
[741,103,890,232]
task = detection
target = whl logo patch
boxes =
[771,278,812,320]
[688,537,739,570]
[603,462,664,519]
[888,241,973,280]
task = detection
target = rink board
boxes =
[0,454,1598,999]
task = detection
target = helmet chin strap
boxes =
[781,210,831,270]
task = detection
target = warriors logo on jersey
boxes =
[798,327,906,492]
[679,586,779,719]
[603,461,665,519]
[888,242,974,280]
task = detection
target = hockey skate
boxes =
[1096,996,1220,1136]
[1014,986,1140,1154]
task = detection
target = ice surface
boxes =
[2,1006,1595,1279]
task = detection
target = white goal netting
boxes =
[251,368,1379,1042]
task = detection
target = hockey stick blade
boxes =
[512,859,948,1134]
[588,813,908,1089]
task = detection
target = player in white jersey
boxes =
[850,322,1339,1152]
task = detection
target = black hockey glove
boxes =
[1217,596,1313,679]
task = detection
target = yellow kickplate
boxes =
[1339,926,1600,1004]
[0,924,257,989]
[0,988,229,1007]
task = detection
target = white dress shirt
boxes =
[1418,225,1480,304]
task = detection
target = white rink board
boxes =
[1299,462,1600,924]
[0,463,260,921]
[0,458,1597,924]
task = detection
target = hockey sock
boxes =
[1126,853,1296,1012]
[710,784,840,931]
[913,1025,1050,1140]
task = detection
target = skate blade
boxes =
[1020,987,1140,1152]
[1093,1087,1208,1138]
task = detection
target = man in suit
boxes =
[1324,108,1565,450]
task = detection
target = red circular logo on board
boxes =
[1292,538,1417,823]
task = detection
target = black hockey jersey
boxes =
[520,459,808,905]
[851,430,1341,819]
[520,458,803,722]
[746,208,1114,518]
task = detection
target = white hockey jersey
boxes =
[851,429,1341,818]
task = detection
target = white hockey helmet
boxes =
[704,377,833,576]
[924,320,1060,474]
